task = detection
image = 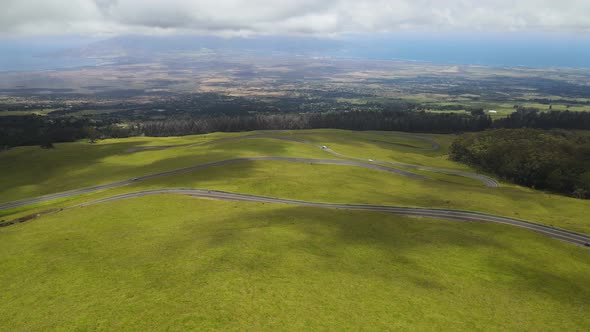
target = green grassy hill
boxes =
[1,130,589,330]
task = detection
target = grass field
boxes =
[2,130,589,232]
[0,129,461,203]
[114,161,590,233]
[1,129,589,330]
[0,109,56,116]
[272,129,466,169]
[420,101,589,120]
[0,133,328,202]
[1,195,589,330]
[69,109,127,116]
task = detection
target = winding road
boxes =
[0,131,497,211]
[0,157,423,211]
[212,133,498,187]
[64,189,590,247]
[191,133,499,187]
[0,132,588,247]
[2,188,589,247]
[372,132,441,150]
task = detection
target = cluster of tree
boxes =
[139,111,492,136]
[415,104,484,113]
[0,115,139,148]
[524,98,590,106]
[450,129,590,198]
[512,105,541,112]
[0,116,89,147]
[495,109,590,129]
[138,109,590,138]
[2,108,589,149]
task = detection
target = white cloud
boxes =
[1,0,590,36]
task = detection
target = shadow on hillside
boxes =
[244,205,589,300]
[167,204,512,289]
[160,202,590,299]
[20,193,589,303]
[1,138,296,202]
[1,140,152,198]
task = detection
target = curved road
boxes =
[320,145,499,187]
[2,188,589,247]
[1,132,497,211]
[0,157,423,211]
[65,189,588,247]
[0,133,499,211]
[126,132,498,187]
[2,133,585,247]
[260,130,441,151]
[374,132,441,151]
[367,139,436,150]
[244,134,499,187]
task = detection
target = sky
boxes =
[2,0,590,36]
[1,1,590,69]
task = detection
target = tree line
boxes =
[138,109,590,136]
[495,108,590,130]
[0,116,138,148]
[139,111,492,136]
[450,129,590,199]
[1,109,589,149]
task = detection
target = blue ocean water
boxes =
[1,33,589,71]
[338,33,590,69]
[0,53,96,71]
[0,36,99,71]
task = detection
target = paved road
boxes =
[191,133,498,187]
[0,132,499,210]
[74,189,590,247]
[0,157,423,211]
[321,147,499,187]
[367,139,435,150]
[361,132,441,151]
[3,133,585,248]
[125,132,497,187]
[250,134,498,187]
[382,133,441,151]
[259,130,441,151]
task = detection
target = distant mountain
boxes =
[62,35,346,59]
[2,33,590,71]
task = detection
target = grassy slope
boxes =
[0,129,460,203]
[0,109,55,116]
[0,134,329,203]
[2,130,589,233]
[1,195,589,331]
[272,129,471,170]
[81,160,589,234]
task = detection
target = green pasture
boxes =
[2,129,589,234]
[1,196,589,330]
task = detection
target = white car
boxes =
[321,145,328,149]
[368,159,374,162]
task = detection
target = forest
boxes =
[139,111,492,136]
[450,129,590,198]
[1,108,589,148]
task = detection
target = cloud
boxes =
[1,0,590,36]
